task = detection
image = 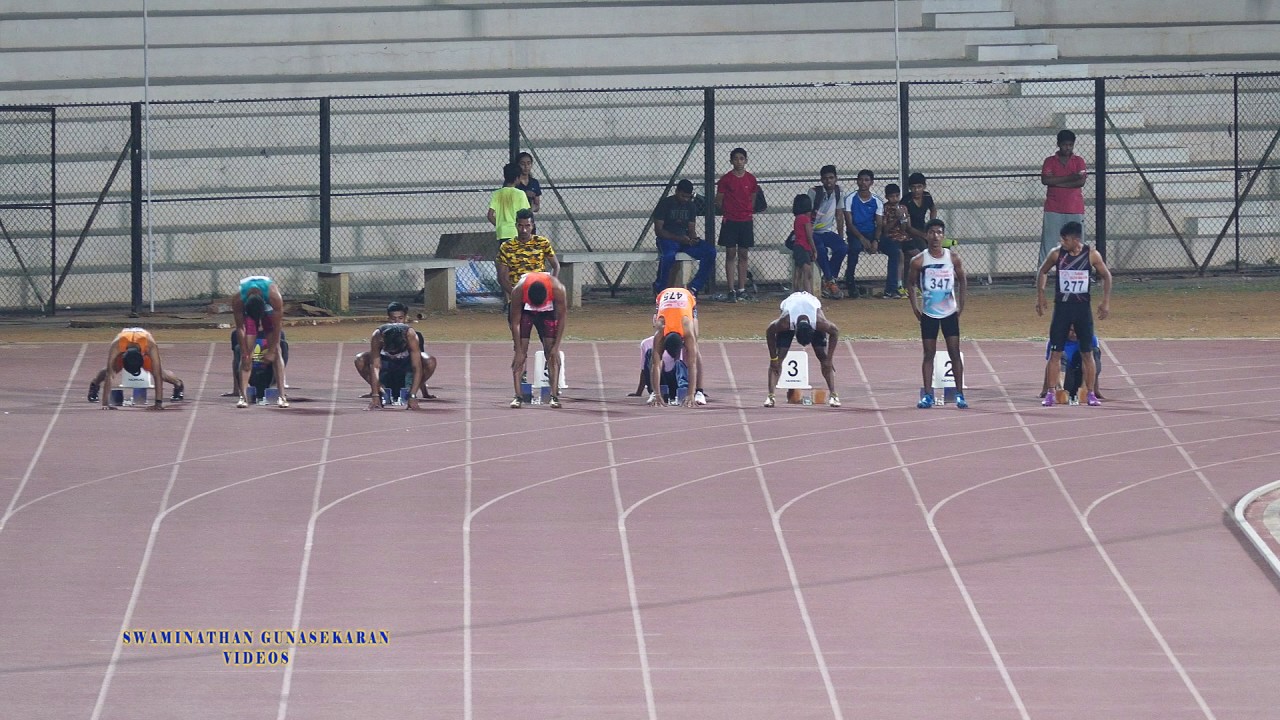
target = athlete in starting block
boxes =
[646,287,705,408]
[88,327,184,410]
[232,275,288,408]
[764,291,841,408]
[365,322,425,411]
[355,302,436,399]
[508,272,567,408]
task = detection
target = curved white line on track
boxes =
[277,343,346,720]
[89,342,217,720]
[717,342,844,720]
[971,340,1218,720]
[844,339,1031,720]
[0,342,87,534]
[590,343,657,720]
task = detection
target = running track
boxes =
[1,339,1278,720]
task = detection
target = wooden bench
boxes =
[557,251,695,307]
[302,259,468,313]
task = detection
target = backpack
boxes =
[754,187,767,213]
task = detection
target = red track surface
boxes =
[1,339,1277,720]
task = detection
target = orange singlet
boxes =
[520,272,555,311]
[655,287,695,337]
[114,327,153,371]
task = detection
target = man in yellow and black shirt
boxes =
[496,208,559,303]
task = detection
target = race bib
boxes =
[1059,269,1090,295]
[658,289,690,311]
[923,267,954,292]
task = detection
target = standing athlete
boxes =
[906,219,969,409]
[1037,220,1111,406]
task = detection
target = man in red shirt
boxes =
[715,147,760,302]
[1040,129,1087,266]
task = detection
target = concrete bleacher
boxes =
[1,0,1277,307]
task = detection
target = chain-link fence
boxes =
[1,73,1276,311]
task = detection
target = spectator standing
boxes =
[881,183,913,299]
[515,151,542,213]
[715,147,760,302]
[488,162,530,246]
[653,179,716,296]
[903,171,937,252]
[1040,129,1088,266]
[790,194,816,294]
[841,169,884,298]
[807,165,846,299]
[496,209,559,304]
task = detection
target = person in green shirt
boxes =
[487,162,531,244]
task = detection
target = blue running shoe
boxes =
[917,393,935,409]
[955,393,969,409]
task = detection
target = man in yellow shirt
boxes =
[496,209,560,303]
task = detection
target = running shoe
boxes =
[236,396,249,408]
[828,394,841,408]
[277,396,289,408]
[1068,395,1080,406]
[763,394,775,408]
[917,393,935,409]
[548,395,561,409]
[509,396,523,409]
[1087,392,1101,407]
[694,390,707,406]
[955,393,969,409]
[1041,391,1055,407]
[88,382,100,403]
[170,383,184,402]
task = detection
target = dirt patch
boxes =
[2,275,1277,344]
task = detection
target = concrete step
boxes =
[967,44,1059,62]
[1185,214,1269,235]
[926,11,1015,29]
[1142,179,1237,200]
[964,29,1050,45]
[922,0,1012,12]
[1060,111,1145,128]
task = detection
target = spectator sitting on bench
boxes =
[652,179,715,296]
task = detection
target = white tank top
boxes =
[780,291,821,328]
[919,249,958,319]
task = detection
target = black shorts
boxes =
[718,220,755,248]
[776,329,829,354]
[791,244,813,266]
[519,310,559,340]
[920,313,961,340]
[1048,302,1095,352]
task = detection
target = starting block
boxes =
[246,386,280,406]
[111,370,155,406]
[532,350,568,390]
[928,351,966,405]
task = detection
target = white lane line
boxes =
[1101,341,1229,509]
[971,340,1217,720]
[276,342,347,720]
[591,343,658,720]
[719,342,844,720]
[0,342,87,534]
[463,344,474,720]
[845,340,1031,720]
[89,342,216,720]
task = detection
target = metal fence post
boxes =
[1094,77,1107,260]
[49,107,57,315]
[508,92,520,163]
[1233,75,1240,271]
[130,102,143,314]
[703,87,715,248]
[320,98,331,264]
[899,82,910,184]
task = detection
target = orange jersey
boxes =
[519,271,555,312]
[655,288,695,337]
[114,327,153,371]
